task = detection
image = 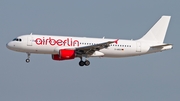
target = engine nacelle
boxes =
[52,49,75,61]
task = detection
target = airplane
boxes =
[6,16,173,66]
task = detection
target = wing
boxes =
[75,39,118,57]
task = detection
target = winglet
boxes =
[114,39,119,44]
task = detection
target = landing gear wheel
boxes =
[25,53,31,63]
[79,61,85,66]
[84,60,90,66]
[26,59,30,63]
[78,57,90,66]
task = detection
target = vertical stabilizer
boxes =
[139,16,171,43]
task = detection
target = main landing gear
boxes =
[79,57,90,66]
[25,53,31,63]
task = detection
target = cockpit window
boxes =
[13,38,22,41]
[12,38,16,41]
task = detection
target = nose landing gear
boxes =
[25,53,31,63]
[26,59,30,63]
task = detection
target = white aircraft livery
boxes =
[6,16,173,66]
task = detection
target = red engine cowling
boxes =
[52,49,75,61]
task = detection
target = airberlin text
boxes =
[35,37,79,46]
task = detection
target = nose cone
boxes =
[6,42,10,49]
[6,42,14,50]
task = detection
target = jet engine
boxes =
[52,49,75,60]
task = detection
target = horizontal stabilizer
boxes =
[150,44,173,48]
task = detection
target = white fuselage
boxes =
[6,34,168,58]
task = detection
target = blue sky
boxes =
[0,0,179,101]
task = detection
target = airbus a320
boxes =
[6,16,173,66]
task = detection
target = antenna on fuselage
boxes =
[30,33,33,35]
[102,36,105,39]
